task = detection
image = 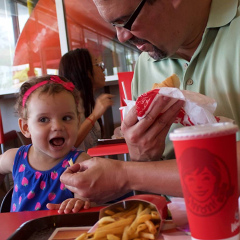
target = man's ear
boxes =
[18,118,31,138]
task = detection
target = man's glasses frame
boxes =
[112,0,147,31]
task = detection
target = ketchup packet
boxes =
[123,87,233,126]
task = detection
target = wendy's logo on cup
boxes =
[179,148,234,216]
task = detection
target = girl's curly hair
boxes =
[15,75,80,119]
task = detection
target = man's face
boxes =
[93,0,186,60]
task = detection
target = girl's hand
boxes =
[46,198,90,214]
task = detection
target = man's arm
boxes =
[125,159,183,197]
[60,157,183,204]
[60,138,240,204]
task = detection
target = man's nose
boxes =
[115,27,133,43]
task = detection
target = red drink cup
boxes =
[169,122,239,240]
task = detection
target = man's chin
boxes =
[148,51,160,60]
[148,48,167,60]
[128,37,167,60]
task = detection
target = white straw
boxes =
[121,81,128,100]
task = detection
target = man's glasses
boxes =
[94,62,105,70]
[111,0,147,31]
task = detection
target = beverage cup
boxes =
[169,122,240,240]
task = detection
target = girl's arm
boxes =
[0,148,18,185]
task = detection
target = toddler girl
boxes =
[0,75,90,213]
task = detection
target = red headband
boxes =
[22,76,75,107]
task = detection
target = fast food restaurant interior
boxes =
[1,0,240,239]
[0,0,140,203]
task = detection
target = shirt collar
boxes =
[147,0,239,62]
[207,0,238,28]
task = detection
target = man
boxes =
[60,0,240,203]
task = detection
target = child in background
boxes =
[0,75,90,213]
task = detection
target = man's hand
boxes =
[60,159,130,204]
[121,95,184,161]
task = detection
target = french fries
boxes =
[68,158,74,166]
[75,203,161,240]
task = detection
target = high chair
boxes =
[0,187,13,213]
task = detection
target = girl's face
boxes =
[20,90,79,160]
[91,57,106,90]
[183,167,217,202]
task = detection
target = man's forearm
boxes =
[125,159,183,197]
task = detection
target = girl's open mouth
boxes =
[50,137,65,147]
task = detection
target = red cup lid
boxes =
[169,122,238,141]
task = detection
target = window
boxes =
[0,0,139,93]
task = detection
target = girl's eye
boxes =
[63,116,72,121]
[39,117,49,123]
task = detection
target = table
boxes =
[5,198,238,240]
[0,198,190,240]
[87,142,129,158]
[0,206,103,240]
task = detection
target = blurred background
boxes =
[0,0,139,91]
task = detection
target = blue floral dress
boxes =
[11,144,83,212]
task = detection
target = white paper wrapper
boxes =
[167,198,189,229]
[121,88,233,126]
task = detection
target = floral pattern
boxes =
[11,144,83,212]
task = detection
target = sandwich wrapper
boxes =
[120,87,233,125]
[88,194,168,238]
[160,198,191,240]
[167,198,190,232]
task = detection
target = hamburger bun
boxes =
[152,74,180,89]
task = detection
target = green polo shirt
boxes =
[132,0,240,159]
